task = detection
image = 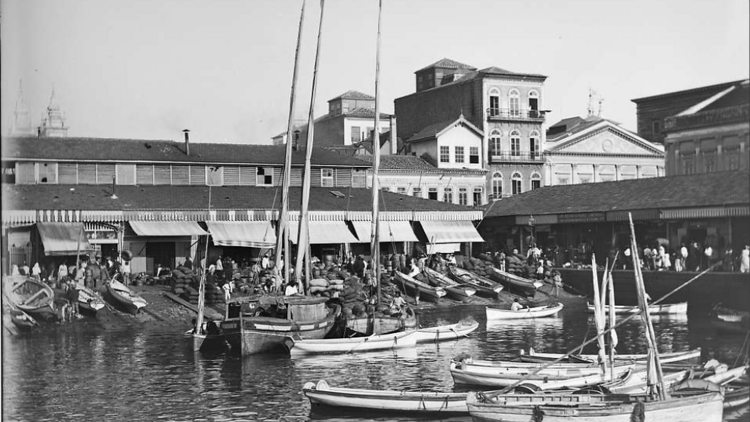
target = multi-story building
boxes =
[395,58,548,201]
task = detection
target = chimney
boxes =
[182,129,190,155]
[293,129,300,151]
[389,115,398,155]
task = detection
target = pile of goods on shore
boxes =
[169,266,223,304]
[456,255,491,278]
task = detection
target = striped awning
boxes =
[206,221,277,248]
[37,222,94,256]
[350,221,419,243]
[661,206,750,219]
[427,243,461,254]
[129,221,207,236]
[288,221,360,245]
[419,220,485,244]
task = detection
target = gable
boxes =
[549,127,664,156]
[438,123,483,145]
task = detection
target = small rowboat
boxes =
[303,379,469,414]
[520,347,702,364]
[105,280,148,315]
[486,302,563,320]
[284,329,418,355]
[393,271,446,302]
[422,267,477,301]
[447,266,504,299]
[415,320,479,343]
[723,377,750,409]
[7,277,57,320]
[10,309,38,330]
[77,286,106,313]
[586,301,688,315]
[486,266,543,297]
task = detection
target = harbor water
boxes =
[3,302,748,421]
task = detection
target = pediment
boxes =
[549,126,663,156]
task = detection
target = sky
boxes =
[2,0,748,145]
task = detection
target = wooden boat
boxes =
[486,266,543,297]
[302,379,468,414]
[77,286,106,313]
[105,280,148,315]
[220,295,339,355]
[10,309,38,330]
[422,267,477,301]
[345,309,418,336]
[284,329,418,355]
[485,302,563,320]
[723,376,750,409]
[711,315,750,334]
[447,266,505,299]
[520,347,702,364]
[7,277,57,320]
[586,301,688,315]
[183,320,229,352]
[393,270,446,302]
[711,304,749,322]
[414,320,479,343]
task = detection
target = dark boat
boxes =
[105,280,148,315]
[422,267,477,301]
[446,266,504,299]
[7,277,57,320]
[10,309,38,330]
[486,266,542,297]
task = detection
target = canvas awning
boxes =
[129,221,207,237]
[350,221,419,243]
[37,222,94,256]
[206,221,277,248]
[427,243,461,254]
[419,220,484,244]
[288,221,359,245]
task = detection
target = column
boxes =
[593,164,598,183]
[614,164,619,181]
[636,165,641,179]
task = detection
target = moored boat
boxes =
[415,320,479,343]
[723,376,750,409]
[447,266,504,299]
[422,267,477,301]
[486,266,543,297]
[77,286,106,314]
[344,309,417,336]
[10,309,38,330]
[7,277,57,320]
[586,301,688,315]
[520,347,702,364]
[284,329,418,355]
[105,280,148,315]
[486,302,563,320]
[393,270,446,302]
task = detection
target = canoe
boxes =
[453,354,633,371]
[710,304,749,322]
[303,379,469,414]
[414,320,479,343]
[284,329,418,355]
[710,315,750,334]
[601,367,692,394]
[486,302,563,320]
[345,310,418,336]
[7,277,57,320]
[77,286,106,313]
[520,347,702,364]
[10,309,38,330]
[105,280,148,315]
[446,266,505,299]
[486,266,543,297]
[393,271,446,302]
[723,378,750,409]
[422,267,477,301]
[586,301,688,315]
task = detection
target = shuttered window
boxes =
[59,163,77,184]
[310,168,322,187]
[224,166,240,186]
[206,166,223,186]
[16,163,35,184]
[154,165,171,185]
[289,168,303,187]
[190,165,205,185]
[239,166,255,186]
[257,167,273,186]
[335,168,351,187]
[38,162,58,184]
[352,169,366,188]
[78,164,97,184]
[117,164,136,185]
[321,168,334,187]
[136,165,154,185]
[97,164,116,184]
[273,168,282,186]
[171,165,189,185]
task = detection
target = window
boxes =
[682,156,695,175]
[440,146,450,163]
[154,165,171,185]
[136,165,154,185]
[557,177,569,185]
[528,90,539,117]
[171,165,189,185]
[510,131,521,157]
[428,187,438,200]
[59,163,77,184]
[366,127,374,141]
[38,162,58,184]
[443,188,453,203]
[509,89,520,116]
[529,131,540,159]
[190,166,206,185]
[652,120,661,135]
[511,172,522,195]
[397,187,407,195]
[97,164,116,185]
[458,188,468,205]
[490,130,502,156]
[531,173,541,190]
[469,147,479,164]
[473,187,483,206]
[257,167,273,186]
[489,88,500,116]
[412,187,422,198]
[15,163,35,184]
[351,126,361,143]
[78,164,96,184]
[492,172,503,199]
[725,148,740,170]
[702,151,717,173]
[455,146,464,163]
[321,168,334,187]
[207,166,223,186]
[117,164,136,185]
[351,169,366,187]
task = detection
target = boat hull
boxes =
[393,271,446,302]
[451,361,632,389]
[105,281,147,315]
[422,268,477,301]
[286,330,418,355]
[523,347,702,364]
[414,321,478,343]
[487,267,541,297]
[7,278,57,320]
[345,313,417,336]
[447,267,505,299]
[586,301,687,315]
[486,303,563,320]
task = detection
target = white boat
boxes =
[284,329,418,355]
[76,285,106,313]
[303,379,468,414]
[521,347,702,364]
[586,301,688,315]
[393,270,446,302]
[414,320,479,343]
[485,302,563,320]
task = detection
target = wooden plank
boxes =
[163,292,222,320]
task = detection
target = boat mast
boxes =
[295,0,327,290]
[590,254,607,372]
[194,185,212,347]
[276,0,307,285]
[371,0,383,306]
[607,267,618,379]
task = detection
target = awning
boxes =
[427,243,461,254]
[288,221,359,245]
[350,221,419,243]
[206,221,276,248]
[37,222,94,256]
[129,221,207,237]
[419,220,484,244]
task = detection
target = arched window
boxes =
[492,172,503,199]
[529,130,540,160]
[489,88,500,117]
[528,90,539,117]
[531,172,541,190]
[511,172,522,195]
[490,129,502,156]
[509,89,520,116]
[510,130,521,157]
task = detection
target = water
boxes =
[3,303,749,421]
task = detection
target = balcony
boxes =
[489,151,545,164]
[486,108,546,122]
[664,104,749,132]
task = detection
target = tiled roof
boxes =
[329,90,375,101]
[2,136,370,168]
[416,58,476,73]
[354,155,437,171]
[344,108,393,119]
[479,66,547,79]
[406,115,484,143]
[3,184,479,214]
[631,79,746,103]
[701,80,749,111]
[484,170,749,218]
[546,116,603,142]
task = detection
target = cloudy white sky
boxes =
[2,0,748,145]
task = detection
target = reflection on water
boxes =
[2,304,747,421]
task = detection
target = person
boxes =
[58,262,69,280]
[121,259,132,285]
[11,264,20,276]
[408,258,420,278]
[741,246,750,273]
[261,253,270,270]
[183,256,193,270]
[446,253,457,266]
[353,255,366,278]
[552,270,563,298]
[536,262,544,280]
[215,256,224,279]
[285,280,299,296]
[511,298,525,311]
[222,282,231,303]
[67,279,80,318]
[390,291,406,316]
[21,261,30,276]
[88,259,102,290]
[155,263,165,278]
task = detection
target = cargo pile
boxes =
[169,266,224,305]
[459,255,492,278]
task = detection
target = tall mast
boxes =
[276,0,307,280]
[295,0,326,289]
[371,0,384,306]
[194,186,211,349]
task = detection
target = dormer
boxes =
[414,58,477,92]
[327,90,375,116]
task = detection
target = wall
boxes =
[664,122,750,176]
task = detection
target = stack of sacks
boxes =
[171,266,198,296]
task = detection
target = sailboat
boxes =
[465,213,724,422]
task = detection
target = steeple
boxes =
[38,85,68,137]
[9,80,35,136]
